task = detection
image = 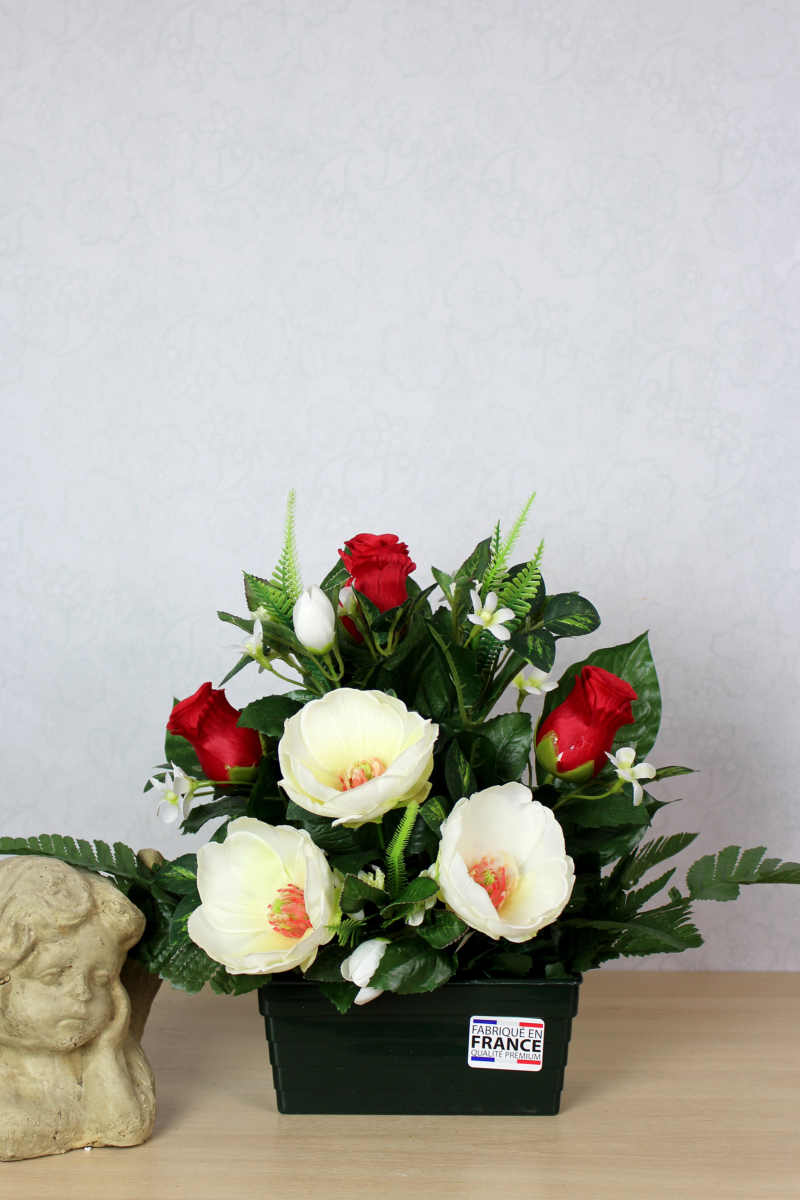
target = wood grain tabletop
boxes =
[4,971,798,1200]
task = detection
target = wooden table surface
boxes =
[4,972,798,1200]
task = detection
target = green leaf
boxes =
[152,854,198,896]
[616,869,676,917]
[482,493,537,595]
[328,849,383,876]
[320,558,350,593]
[284,801,363,854]
[541,631,661,761]
[478,712,533,782]
[545,963,572,980]
[445,740,477,804]
[352,588,381,627]
[302,943,352,982]
[271,488,303,606]
[180,796,248,836]
[218,654,253,687]
[621,833,699,887]
[507,628,556,672]
[243,572,292,625]
[238,694,302,738]
[317,980,358,1013]
[420,795,449,837]
[246,756,285,823]
[543,592,601,638]
[0,834,153,891]
[169,890,201,945]
[369,934,456,994]
[561,794,650,829]
[154,942,219,995]
[653,766,696,781]
[380,876,439,921]
[486,951,532,977]
[340,874,390,914]
[687,845,800,900]
[209,968,272,996]
[454,537,492,584]
[217,610,254,634]
[431,567,453,600]
[415,910,467,949]
[566,898,702,954]
[164,728,202,779]
[498,557,545,622]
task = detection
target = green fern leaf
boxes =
[243,572,293,625]
[0,834,153,892]
[687,844,800,900]
[483,493,536,595]
[497,544,545,621]
[621,833,699,888]
[272,488,303,606]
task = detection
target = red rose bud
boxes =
[535,666,637,783]
[338,533,416,638]
[167,683,262,783]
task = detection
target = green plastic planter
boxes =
[258,976,581,1115]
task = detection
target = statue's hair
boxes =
[0,857,144,974]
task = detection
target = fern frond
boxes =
[243,573,294,625]
[483,493,536,595]
[498,540,545,621]
[272,489,303,606]
[687,845,800,901]
[0,835,152,893]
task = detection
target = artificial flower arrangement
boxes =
[3,492,799,1015]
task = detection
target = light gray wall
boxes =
[2,1,799,969]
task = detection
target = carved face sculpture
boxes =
[0,856,156,1159]
[0,915,120,1054]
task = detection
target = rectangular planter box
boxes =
[258,976,581,1115]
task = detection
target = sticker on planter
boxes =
[468,1016,545,1071]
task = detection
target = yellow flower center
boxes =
[340,758,387,790]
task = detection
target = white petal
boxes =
[492,607,515,625]
[488,624,511,641]
[615,747,636,770]
[632,781,644,806]
[632,762,657,780]
[354,987,384,1005]
[484,592,498,614]
[470,590,482,613]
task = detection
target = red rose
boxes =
[167,682,262,783]
[535,666,637,783]
[339,533,416,612]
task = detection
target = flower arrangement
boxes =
[4,492,799,1013]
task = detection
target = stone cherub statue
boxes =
[0,856,157,1160]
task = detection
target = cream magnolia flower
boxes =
[468,591,515,641]
[340,938,389,1005]
[605,747,656,806]
[435,783,574,943]
[278,688,438,826]
[293,585,336,654]
[187,817,338,974]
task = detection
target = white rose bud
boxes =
[340,938,389,1004]
[292,585,336,654]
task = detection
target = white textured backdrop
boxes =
[1,0,799,970]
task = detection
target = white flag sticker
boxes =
[468,1015,545,1071]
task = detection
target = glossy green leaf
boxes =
[445,739,477,804]
[238,694,302,738]
[209,968,272,996]
[541,631,661,761]
[317,981,358,1013]
[369,934,456,994]
[180,796,248,836]
[507,628,556,672]
[153,853,198,896]
[560,794,650,829]
[420,795,450,836]
[543,592,601,638]
[169,890,201,945]
[415,910,468,949]
[454,537,492,583]
[478,712,533,782]
[340,874,390,914]
[653,765,695,781]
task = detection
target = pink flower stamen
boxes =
[340,758,386,790]
[469,855,516,910]
[268,884,312,939]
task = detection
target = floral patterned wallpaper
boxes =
[2,0,799,969]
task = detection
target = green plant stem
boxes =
[552,782,623,811]
[426,624,471,729]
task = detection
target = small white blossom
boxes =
[151,763,196,825]
[605,747,656,806]
[513,667,558,696]
[468,591,515,641]
[231,618,269,672]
